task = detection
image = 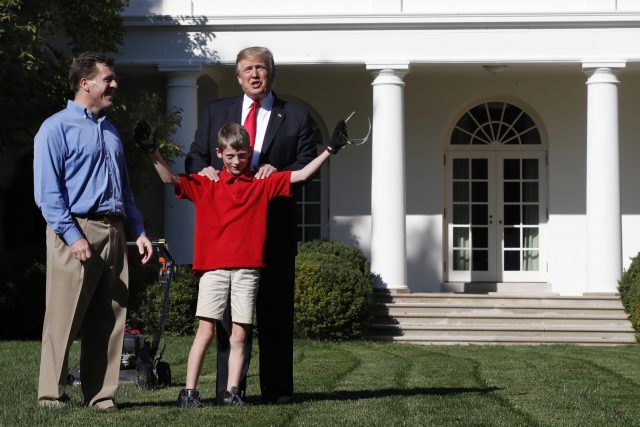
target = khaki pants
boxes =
[38,218,128,406]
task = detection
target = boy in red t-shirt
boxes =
[143,121,346,407]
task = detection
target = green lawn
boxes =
[1,338,639,426]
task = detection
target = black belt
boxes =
[75,214,122,224]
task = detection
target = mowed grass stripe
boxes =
[1,339,639,426]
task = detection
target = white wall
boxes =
[325,66,628,295]
[116,3,640,294]
[125,0,637,16]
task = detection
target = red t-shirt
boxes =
[176,169,292,271]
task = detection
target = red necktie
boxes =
[243,100,260,151]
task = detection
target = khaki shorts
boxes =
[196,268,260,324]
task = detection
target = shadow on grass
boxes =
[293,386,502,403]
[118,386,501,409]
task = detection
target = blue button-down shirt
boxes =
[34,100,145,245]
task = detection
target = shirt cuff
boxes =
[63,227,84,247]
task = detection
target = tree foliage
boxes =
[110,92,184,193]
[0,1,185,339]
[0,0,128,149]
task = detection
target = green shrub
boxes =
[619,254,640,341]
[294,240,374,340]
[129,263,198,336]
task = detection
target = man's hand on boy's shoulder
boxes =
[198,166,220,182]
[254,164,277,180]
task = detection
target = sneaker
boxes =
[221,387,247,406]
[177,389,204,408]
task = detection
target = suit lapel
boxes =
[261,97,285,156]
[230,96,243,123]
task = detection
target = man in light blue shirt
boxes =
[33,51,153,410]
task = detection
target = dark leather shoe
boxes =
[275,395,293,405]
[177,389,204,408]
[262,394,293,405]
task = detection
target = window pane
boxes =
[504,159,519,180]
[453,182,469,202]
[471,205,488,225]
[487,102,504,122]
[457,113,477,134]
[491,122,501,140]
[521,128,541,145]
[523,205,539,225]
[304,204,321,224]
[453,159,469,179]
[502,104,523,124]
[305,226,321,241]
[453,250,469,271]
[474,124,493,144]
[297,204,303,224]
[471,159,488,179]
[501,128,518,145]
[523,228,539,248]
[471,227,488,248]
[453,205,469,224]
[504,227,520,248]
[469,104,489,125]
[523,250,539,271]
[453,227,469,248]
[305,180,321,201]
[451,102,539,147]
[522,159,539,179]
[504,250,520,271]
[504,205,520,225]
[514,114,535,134]
[504,182,520,203]
[472,250,488,271]
[471,182,488,202]
[522,182,539,203]
[451,128,472,145]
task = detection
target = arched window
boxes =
[451,102,541,146]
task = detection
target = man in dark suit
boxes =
[185,46,317,404]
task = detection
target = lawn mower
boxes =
[68,239,176,389]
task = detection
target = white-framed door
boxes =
[445,150,547,283]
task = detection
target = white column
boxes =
[582,61,625,293]
[160,66,200,265]
[366,64,409,291]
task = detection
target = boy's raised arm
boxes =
[290,119,348,184]
[134,120,180,186]
[150,151,181,186]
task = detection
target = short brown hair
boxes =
[217,122,250,151]
[68,52,114,93]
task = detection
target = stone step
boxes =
[381,305,625,317]
[375,294,625,308]
[374,313,631,327]
[367,291,636,345]
[369,323,635,336]
[368,335,637,345]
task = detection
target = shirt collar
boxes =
[242,91,274,112]
[221,168,253,183]
[67,100,107,122]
